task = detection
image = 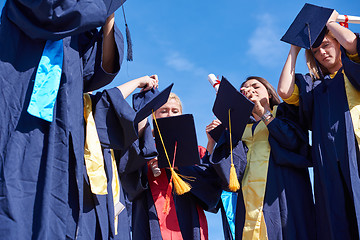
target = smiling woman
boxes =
[210,76,315,240]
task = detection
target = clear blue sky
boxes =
[1,0,360,239]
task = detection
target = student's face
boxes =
[241,79,270,105]
[312,36,341,72]
[154,99,182,119]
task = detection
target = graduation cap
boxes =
[281,3,334,49]
[153,114,200,168]
[132,83,174,124]
[106,0,127,17]
[152,114,199,196]
[212,77,254,192]
[208,124,225,143]
[212,77,254,141]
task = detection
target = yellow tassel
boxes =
[228,109,240,192]
[229,163,240,192]
[171,168,191,195]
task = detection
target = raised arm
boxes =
[102,13,116,73]
[327,10,357,55]
[116,74,158,137]
[278,45,301,100]
[117,75,159,99]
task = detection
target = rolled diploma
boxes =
[208,74,220,92]
[337,15,360,24]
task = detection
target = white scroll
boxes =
[337,15,360,24]
[208,74,220,92]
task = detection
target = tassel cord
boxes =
[228,109,240,192]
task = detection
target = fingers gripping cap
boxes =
[132,83,174,124]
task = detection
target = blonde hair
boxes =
[305,30,338,80]
[168,92,183,113]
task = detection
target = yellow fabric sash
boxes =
[110,149,120,235]
[343,71,360,151]
[240,107,277,240]
[83,93,108,195]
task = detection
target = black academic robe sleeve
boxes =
[341,33,360,90]
[120,123,158,201]
[117,122,157,174]
[209,132,248,192]
[5,0,126,40]
[82,25,124,92]
[269,103,312,168]
[93,87,138,151]
[295,74,315,131]
[178,163,222,211]
[266,103,307,151]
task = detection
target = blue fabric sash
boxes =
[27,39,63,122]
[221,190,237,239]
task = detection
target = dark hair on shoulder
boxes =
[241,76,281,110]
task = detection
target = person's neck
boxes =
[327,62,343,76]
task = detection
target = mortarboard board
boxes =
[106,0,127,17]
[208,124,225,143]
[281,3,334,49]
[212,76,252,192]
[212,77,254,141]
[153,114,201,168]
[132,83,174,124]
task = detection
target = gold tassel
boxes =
[229,163,240,192]
[152,110,193,196]
[228,109,240,192]
[170,168,192,195]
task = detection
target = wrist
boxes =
[326,21,337,27]
[261,110,273,122]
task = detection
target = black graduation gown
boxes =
[121,148,222,240]
[210,103,315,240]
[294,35,360,240]
[0,1,125,238]
[81,89,139,240]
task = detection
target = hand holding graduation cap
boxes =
[327,10,339,26]
[138,75,159,92]
[117,74,159,99]
[205,119,222,154]
[206,119,222,141]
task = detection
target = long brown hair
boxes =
[241,76,281,110]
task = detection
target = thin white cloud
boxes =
[165,52,207,76]
[247,14,287,67]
